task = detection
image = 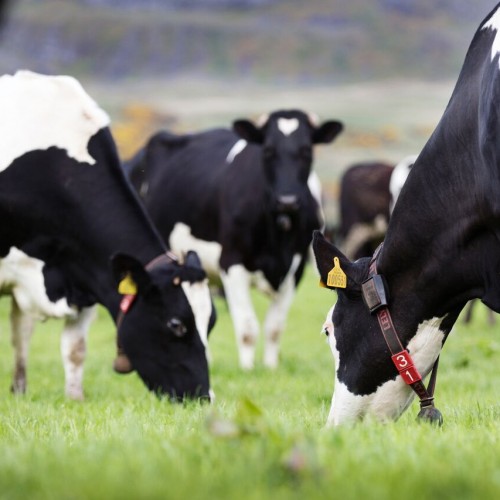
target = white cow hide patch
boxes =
[0,71,110,171]
[0,247,76,319]
[169,223,222,277]
[226,139,247,164]
[482,6,500,66]
[181,279,212,350]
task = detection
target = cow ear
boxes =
[184,250,203,270]
[179,253,207,284]
[312,231,359,291]
[312,120,343,144]
[154,131,191,151]
[111,254,152,294]
[233,119,264,144]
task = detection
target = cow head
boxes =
[312,231,447,426]
[111,251,215,402]
[233,110,343,223]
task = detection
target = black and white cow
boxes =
[0,71,214,401]
[337,161,394,260]
[127,110,343,369]
[337,156,416,260]
[314,3,500,426]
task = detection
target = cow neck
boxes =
[361,244,443,425]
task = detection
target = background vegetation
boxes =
[1,0,494,82]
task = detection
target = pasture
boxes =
[0,265,498,500]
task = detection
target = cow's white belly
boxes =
[169,223,222,277]
[169,222,301,295]
[0,247,76,319]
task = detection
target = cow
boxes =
[313,3,500,426]
[337,161,394,260]
[0,70,215,402]
[336,155,417,260]
[126,110,343,369]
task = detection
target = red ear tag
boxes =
[120,294,136,313]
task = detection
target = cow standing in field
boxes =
[127,110,343,369]
[313,3,500,426]
[0,71,214,401]
[337,161,394,260]
[337,155,416,260]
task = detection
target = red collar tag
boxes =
[120,294,136,314]
[391,350,423,385]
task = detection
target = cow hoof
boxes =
[113,354,134,374]
[416,406,443,426]
[66,389,85,401]
[10,382,26,395]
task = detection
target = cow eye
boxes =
[167,318,187,337]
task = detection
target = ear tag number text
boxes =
[327,257,347,288]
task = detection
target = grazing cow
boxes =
[313,3,500,426]
[127,110,343,369]
[0,71,214,401]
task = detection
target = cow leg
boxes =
[10,297,35,394]
[263,274,296,369]
[221,265,259,370]
[60,306,96,401]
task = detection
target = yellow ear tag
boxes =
[118,273,138,295]
[327,257,347,288]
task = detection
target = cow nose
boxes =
[276,194,299,212]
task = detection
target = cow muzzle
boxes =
[276,194,300,213]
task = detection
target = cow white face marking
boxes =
[277,118,299,136]
[482,7,500,66]
[169,223,222,277]
[325,309,445,426]
[0,71,110,172]
[0,247,76,319]
[181,279,212,350]
[226,139,248,164]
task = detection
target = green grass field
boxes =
[0,265,498,499]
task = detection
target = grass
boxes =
[0,266,498,499]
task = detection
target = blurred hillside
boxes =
[0,0,495,82]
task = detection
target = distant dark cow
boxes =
[338,161,393,260]
[313,4,500,426]
[127,110,343,369]
[0,71,214,401]
[337,155,416,260]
